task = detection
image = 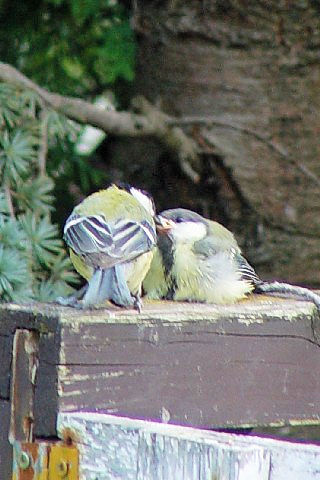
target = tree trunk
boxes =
[107,0,320,285]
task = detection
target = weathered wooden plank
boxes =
[0,299,319,438]
[56,308,320,427]
[55,336,320,427]
[0,303,60,335]
[0,305,61,438]
[239,435,320,480]
[0,334,13,399]
[9,330,39,443]
[57,412,271,480]
[0,400,12,479]
[33,330,60,438]
[58,412,320,480]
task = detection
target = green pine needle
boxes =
[0,246,32,301]
[0,191,9,214]
[16,176,55,214]
[49,252,80,285]
[0,129,39,183]
[0,84,23,127]
[0,214,27,250]
[19,213,64,268]
[34,280,74,302]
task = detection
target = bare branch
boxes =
[4,62,315,189]
[0,62,155,136]
[0,62,201,184]
[132,96,200,183]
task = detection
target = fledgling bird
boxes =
[143,208,320,309]
[57,184,157,310]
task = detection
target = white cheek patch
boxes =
[171,222,206,242]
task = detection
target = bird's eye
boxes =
[176,217,184,223]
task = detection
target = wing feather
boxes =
[64,213,156,269]
[64,214,113,255]
[234,253,261,285]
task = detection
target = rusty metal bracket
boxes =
[12,441,50,480]
[9,329,79,479]
[12,441,78,480]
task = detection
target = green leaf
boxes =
[94,21,135,83]
[46,0,64,5]
[70,0,100,26]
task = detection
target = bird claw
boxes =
[133,296,142,313]
[55,295,83,308]
[56,287,143,312]
[55,285,88,308]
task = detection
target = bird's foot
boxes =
[55,295,85,308]
[55,285,88,308]
[133,295,143,313]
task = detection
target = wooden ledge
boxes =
[0,296,319,441]
[57,412,320,480]
[0,293,318,324]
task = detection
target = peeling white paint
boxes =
[57,412,320,480]
[61,389,83,397]
[161,407,171,424]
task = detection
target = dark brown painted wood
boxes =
[0,297,319,448]
[9,330,39,442]
[0,400,12,479]
[56,335,320,428]
[33,331,60,437]
[0,334,12,399]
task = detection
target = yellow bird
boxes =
[57,184,156,310]
[143,208,320,309]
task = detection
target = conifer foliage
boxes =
[0,83,79,302]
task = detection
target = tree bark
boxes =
[1,2,320,285]
[127,0,320,285]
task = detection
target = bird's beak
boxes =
[155,215,174,234]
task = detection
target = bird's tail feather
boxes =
[255,281,320,310]
[82,265,135,308]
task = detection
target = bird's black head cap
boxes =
[159,208,207,224]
